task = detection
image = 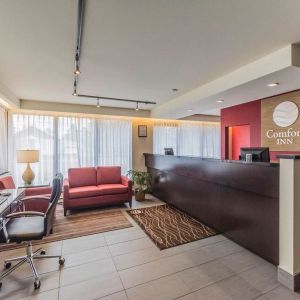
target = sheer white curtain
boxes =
[201,123,221,158]
[97,119,132,175]
[0,106,7,172]
[57,116,96,176]
[153,121,178,155]
[178,123,221,158]
[177,123,202,157]
[8,113,55,185]
[153,121,221,158]
[8,113,133,183]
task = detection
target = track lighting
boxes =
[71,0,156,107]
[74,64,81,75]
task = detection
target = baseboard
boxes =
[278,267,300,291]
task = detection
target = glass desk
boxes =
[18,181,49,189]
[0,189,25,242]
[0,189,24,217]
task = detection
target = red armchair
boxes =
[19,195,52,213]
[0,175,52,213]
[63,166,132,216]
[0,175,16,189]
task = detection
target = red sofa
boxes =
[63,166,132,216]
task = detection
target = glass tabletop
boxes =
[0,189,22,215]
[18,181,49,189]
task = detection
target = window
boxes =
[0,107,7,172]
[57,117,96,176]
[153,121,178,155]
[8,113,132,184]
[8,113,55,184]
[153,121,220,158]
[97,119,132,175]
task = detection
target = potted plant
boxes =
[127,170,152,201]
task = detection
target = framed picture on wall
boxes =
[138,125,147,137]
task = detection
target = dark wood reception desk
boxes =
[144,153,279,265]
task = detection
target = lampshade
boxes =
[17,150,39,163]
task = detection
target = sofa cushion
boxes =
[69,186,100,199]
[97,166,121,185]
[98,184,128,195]
[68,167,97,188]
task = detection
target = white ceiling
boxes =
[1,0,300,115]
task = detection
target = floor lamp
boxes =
[17,150,39,185]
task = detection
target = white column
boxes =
[278,155,300,290]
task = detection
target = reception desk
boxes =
[144,153,279,265]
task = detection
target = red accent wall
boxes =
[221,100,261,159]
[231,125,250,160]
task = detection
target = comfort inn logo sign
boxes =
[266,101,299,145]
[261,91,300,151]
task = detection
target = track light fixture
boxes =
[96,98,100,108]
[71,0,156,106]
[74,65,81,75]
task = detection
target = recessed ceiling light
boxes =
[267,83,279,87]
[216,100,224,103]
[172,88,179,92]
[187,109,193,112]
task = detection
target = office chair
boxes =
[0,175,65,290]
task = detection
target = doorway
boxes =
[228,125,250,160]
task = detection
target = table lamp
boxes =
[16,150,39,185]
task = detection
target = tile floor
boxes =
[0,195,299,300]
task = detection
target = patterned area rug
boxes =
[128,204,217,250]
[0,203,133,252]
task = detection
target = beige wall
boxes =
[132,119,153,171]
[20,99,151,118]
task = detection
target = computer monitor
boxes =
[240,147,270,162]
[164,148,174,155]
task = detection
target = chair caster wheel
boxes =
[4,262,11,269]
[34,279,41,289]
[0,282,2,289]
[40,250,46,255]
[59,257,65,266]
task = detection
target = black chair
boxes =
[0,175,65,290]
